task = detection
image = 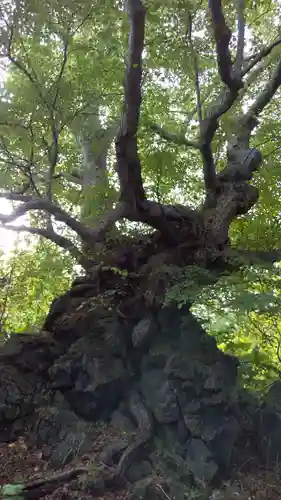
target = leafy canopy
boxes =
[0,0,281,390]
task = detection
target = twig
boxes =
[52,35,70,110]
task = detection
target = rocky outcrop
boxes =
[0,270,279,497]
[254,380,281,467]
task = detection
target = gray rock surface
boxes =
[49,335,129,420]
[0,282,279,484]
[35,407,95,467]
[185,438,218,483]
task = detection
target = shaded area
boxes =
[1,267,281,498]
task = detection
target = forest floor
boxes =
[1,435,281,500]
[0,432,129,500]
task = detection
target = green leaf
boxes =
[1,483,25,499]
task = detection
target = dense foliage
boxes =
[0,0,281,391]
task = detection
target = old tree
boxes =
[2,0,281,496]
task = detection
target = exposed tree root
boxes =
[15,392,152,499]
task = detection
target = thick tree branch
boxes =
[200,142,217,192]
[242,37,281,77]
[245,58,281,121]
[200,86,246,192]
[198,1,245,193]
[150,124,200,149]
[234,0,245,76]
[115,0,146,208]
[45,35,69,210]
[0,198,96,243]
[198,88,239,193]
[0,223,90,267]
[238,57,281,146]
[208,0,243,91]
[0,192,34,202]
[238,58,272,102]
[96,201,128,234]
[187,12,202,124]
[227,248,281,266]
[0,191,128,246]
[126,199,201,238]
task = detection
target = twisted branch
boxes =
[115,0,146,208]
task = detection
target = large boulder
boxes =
[255,381,281,466]
[0,364,34,423]
[35,406,96,467]
[185,438,218,483]
[140,370,179,424]
[0,332,62,441]
[1,278,280,490]
[49,334,129,421]
[0,332,62,374]
[138,306,241,481]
